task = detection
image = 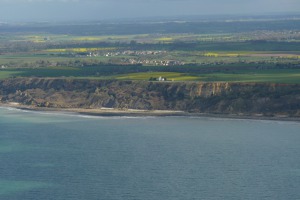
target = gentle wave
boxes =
[0,106,157,120]
[0,106,21,112]
[1,106,299,124]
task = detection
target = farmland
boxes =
[0,16,300,83]
[1,66,300,84]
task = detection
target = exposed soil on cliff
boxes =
[1,78,299,118]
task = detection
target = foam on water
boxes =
[0,106,157,121]
[1,106,299,125]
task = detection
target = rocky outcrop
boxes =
[1,78,300,117]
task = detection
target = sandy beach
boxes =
[1,102,300,122]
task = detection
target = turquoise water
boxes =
[0,107,300,200]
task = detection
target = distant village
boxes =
[85,50,185,66]
[84,50,166,58]
[120,58,184,66]
[102,50,167,57]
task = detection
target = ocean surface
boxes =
[0,107,300,200]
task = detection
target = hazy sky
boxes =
[0,0,299,22]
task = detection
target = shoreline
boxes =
[1,102,300,122]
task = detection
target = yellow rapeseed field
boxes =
[203,52,239,57]
[156,37,173,42]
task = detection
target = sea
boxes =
[0,106,300,200]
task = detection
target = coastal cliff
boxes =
[0,78,300,117]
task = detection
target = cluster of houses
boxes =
[103,50,167,57]
[60,49,185,66]
[84,50,167,57]
[149,76,168,81]
[86,52,99,57]
[67,49,186,66]
[123,58,184,66]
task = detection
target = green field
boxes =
[1,67,300,83]
[115,72,199,81]
[114,70,300,83]
[0,71,23,79]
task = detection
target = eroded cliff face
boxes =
[0,78,300,117]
